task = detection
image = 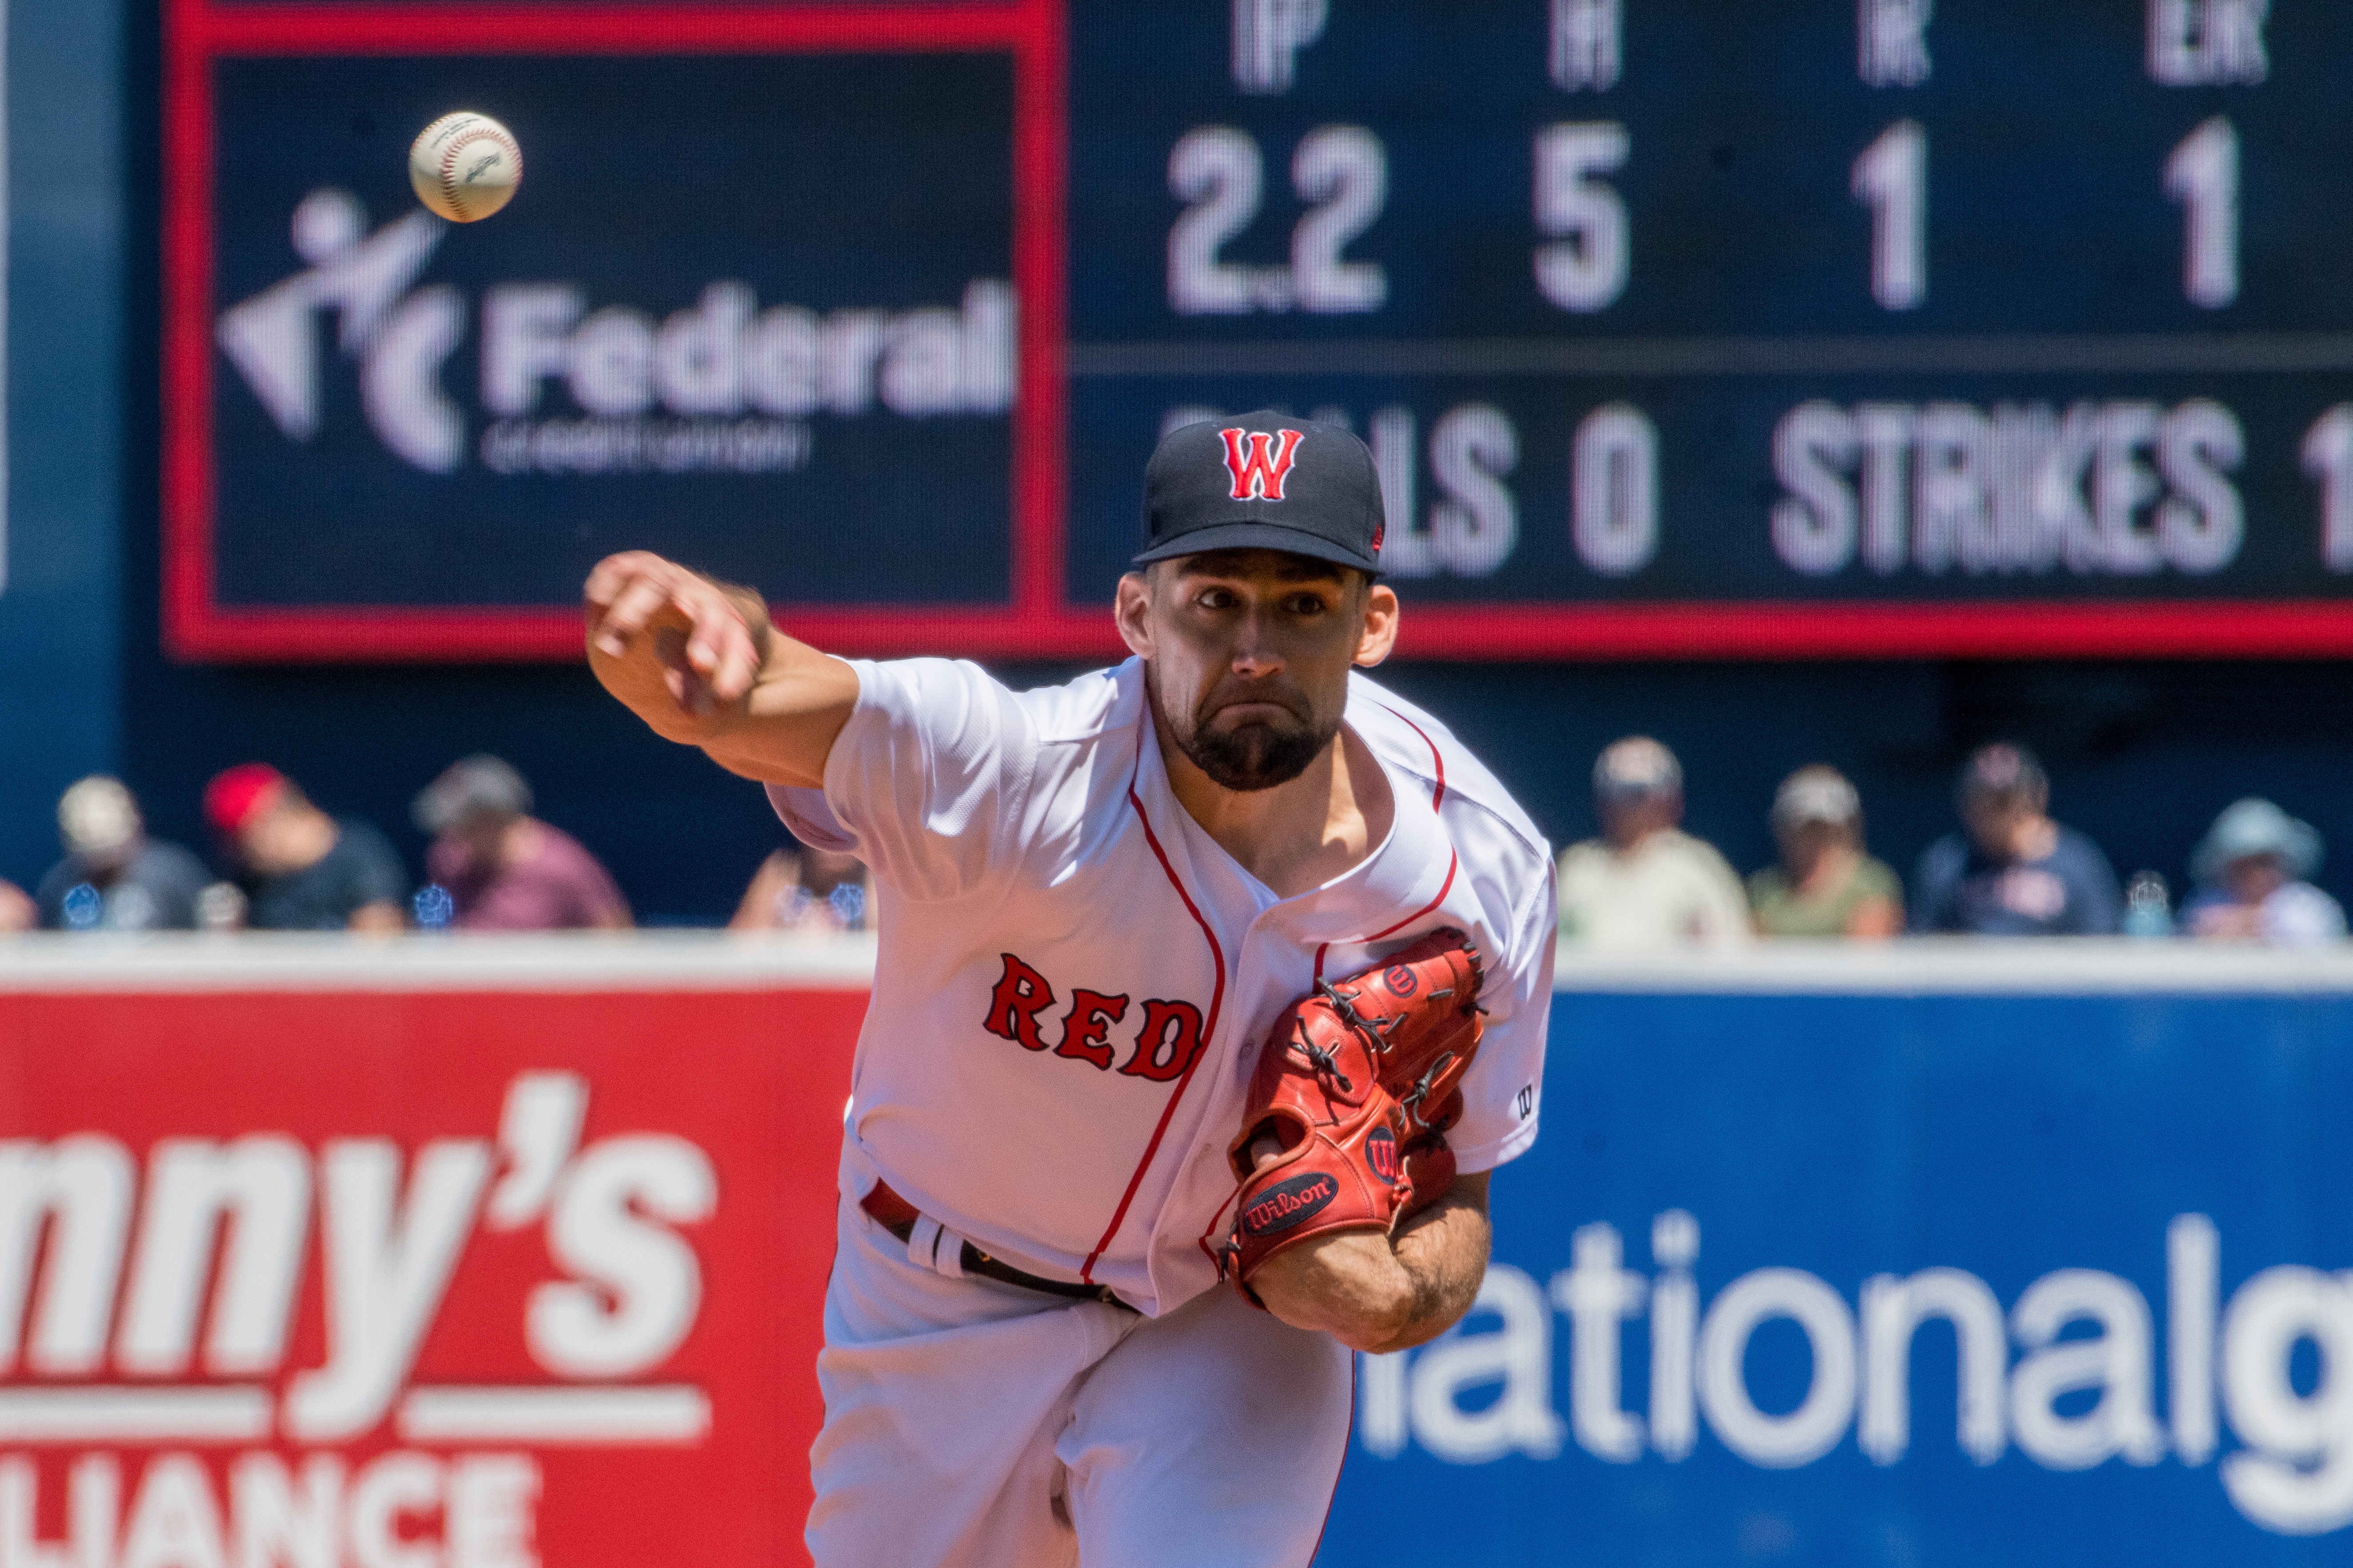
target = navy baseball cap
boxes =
[1133,411,1386,575]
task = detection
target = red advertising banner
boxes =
[0,965,866,1568]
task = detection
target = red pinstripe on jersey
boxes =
[1081,734,1229,1286]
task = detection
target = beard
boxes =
[1148,664,1340,792]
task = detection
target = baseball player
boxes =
[584,412,1555,1567]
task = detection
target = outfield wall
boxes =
[3,938,2350,1567]
[1360,944,2353,1568]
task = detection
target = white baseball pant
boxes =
[805,1192,1354,1567]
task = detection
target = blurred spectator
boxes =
[413,756,631,931]
[1555,736,1750,950]
[0,880,32,933]
[731,845,873,933]
[1748,766,1904,939]
[1911,743,2122,936]
[33,775,214,931]
[2181,798,2346,946]
[205,764,408,932]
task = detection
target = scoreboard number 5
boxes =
[1534,122,1631,313]
[1168,125,1389,314]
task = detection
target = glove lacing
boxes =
[1396,1051,1458,1132]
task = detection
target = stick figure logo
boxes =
[215,188,463,471]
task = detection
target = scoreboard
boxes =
[163,0,2353,660]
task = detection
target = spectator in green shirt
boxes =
[1749,765,1904,939]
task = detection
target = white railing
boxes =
[4,931,2353,995]
[0,930,879,990]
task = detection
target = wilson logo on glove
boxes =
[1217,928,1487,1307]
[1241,1173,1340,1236]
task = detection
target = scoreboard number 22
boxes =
[1169,124,1389,314]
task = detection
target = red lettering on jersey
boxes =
[982,952,1058,1051]
[1219,427,1304,501]
[1120,998,1208,1082]
[1054,990,1131,1071]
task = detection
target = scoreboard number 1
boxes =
[1848,115,2238,313]
[2165,115,2239,309]
[1853,120,1926,311]
[2301,406,2353,572]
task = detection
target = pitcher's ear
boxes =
[1116,571,1155,658]
[1354,581,1400,667]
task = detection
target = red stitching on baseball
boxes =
[436,122,517,215]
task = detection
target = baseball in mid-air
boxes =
[408,111,522,223]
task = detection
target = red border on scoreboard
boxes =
[160,0,1100,663]
[161,4,2353,664]
[1391,597,2353,660]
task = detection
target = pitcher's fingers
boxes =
[682,602,726,673]
[682,591,751,671]
[583,554,646,609]
[595,576,679,652]
[708,634,760,705]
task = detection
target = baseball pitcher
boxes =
[584,412,1555,1567]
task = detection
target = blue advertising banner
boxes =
[1322,953,2353,1566]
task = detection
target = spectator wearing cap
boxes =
[32,776,217,932]
[730,843,872,934]
[1748,766,1904,940]
[1556,736,1751,950]
[1911,743,2122,936]
[413,756,631,931]
[2180,799,2346,946]
[206,764,409,932]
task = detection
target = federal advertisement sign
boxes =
[163,0,1068,661]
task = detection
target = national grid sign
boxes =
[1317,976,2353,1567]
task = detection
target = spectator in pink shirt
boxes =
[413,756,631,931]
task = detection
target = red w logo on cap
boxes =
[1220,427,1304,501]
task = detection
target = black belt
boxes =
[860,1180,1137,1311]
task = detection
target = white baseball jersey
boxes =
[770,654,1555,1317]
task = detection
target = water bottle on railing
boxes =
[413,883,455,931]
[2123,871,2174,938]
